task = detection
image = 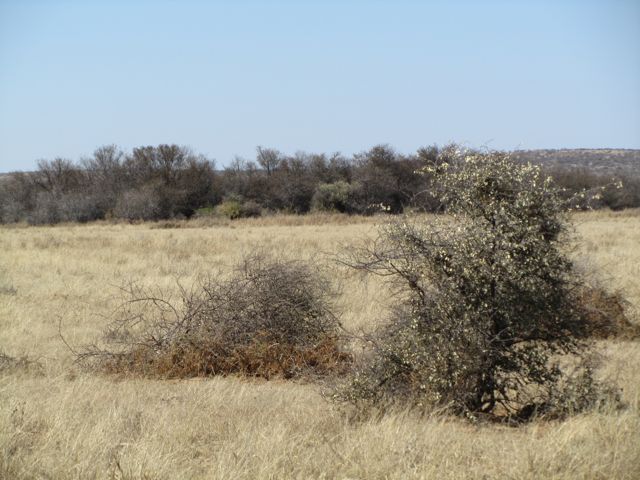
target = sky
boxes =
[0,0,639,172]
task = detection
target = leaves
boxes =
[337,149,607,420]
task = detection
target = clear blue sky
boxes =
[1,0,639,172]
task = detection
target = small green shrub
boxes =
[216,198,262,219]
[216,198,243,219]
[311,181,357,213]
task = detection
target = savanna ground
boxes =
[1,210,639,479]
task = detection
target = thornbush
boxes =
[335,149,620,420]
[79,254,350,378]
[113,186,161,221]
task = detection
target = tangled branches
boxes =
[78,254,350,379]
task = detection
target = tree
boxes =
[81,145,127,215]
[121,145,216,219]
[35,158,85,194]
[337,148,607,419]
[271,152,316,213]
[352,145,426,213]
[311,181,356,213]
[256,146,281,177]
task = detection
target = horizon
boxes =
[1,0,639,172]
[2,144,639,175]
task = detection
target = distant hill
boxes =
[512,149,640,177]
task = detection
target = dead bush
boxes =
[78,254,350,379]
[577,285,640,340]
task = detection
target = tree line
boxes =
[1,143,638,224]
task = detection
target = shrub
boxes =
[215,197,262,219]
[0,172,36,223]
[577,284,640,340]
[113,186,161,221]
[537,357,622,420]
[311,181,353,213]
[194,205,216,217]
[335,149,619,420]
[240,200,262,218]
[29,192,61,225]
[57,192,105,222]
[0,195,26,224]
[215,198,244,219]
[78,254,350,378]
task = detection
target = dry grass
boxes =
[1,210,639,479]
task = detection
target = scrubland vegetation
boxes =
[0,206,639,478]
[1,144,639,225]
[1,151,639,478]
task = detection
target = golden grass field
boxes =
[1,210,639,479]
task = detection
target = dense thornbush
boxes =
[0,144,217,224]
[335,149,620,420]
[1,143,638,224]
[78,254,350,378]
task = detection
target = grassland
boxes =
[1,210,639,479]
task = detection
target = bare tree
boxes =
[256,146,281,176]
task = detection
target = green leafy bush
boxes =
[215,197,262,219]
[311,181,357,213]
[215,198,243,219]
